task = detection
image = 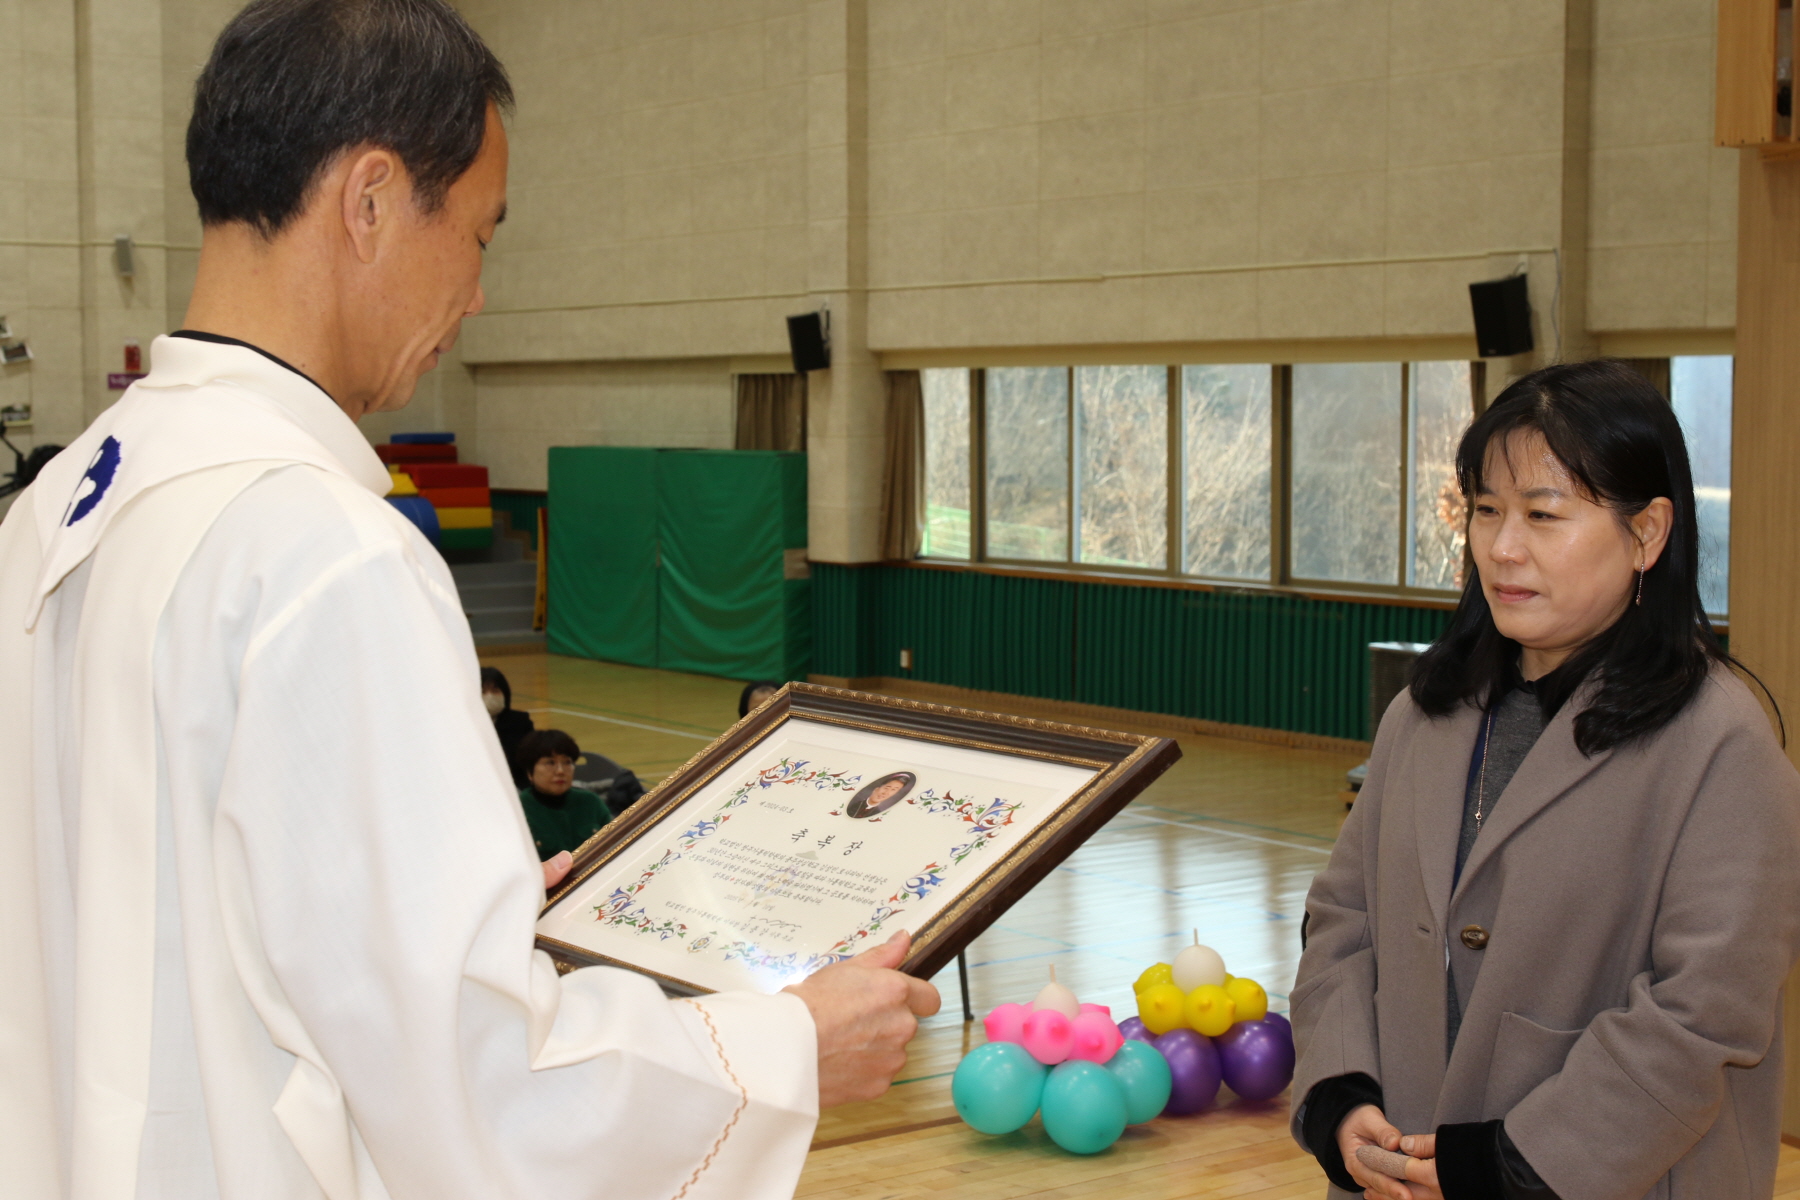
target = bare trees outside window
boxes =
[1075,366,1167,569]
[1408,361,1471,590]
[1291,363,1402,585]
[921,368,971,559]
[1670,356,1732,616]
[986,367,1070,561]
[1182,364,1271,580]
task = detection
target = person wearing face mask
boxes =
[1289,360,1800,1200]
[481,665,534,784]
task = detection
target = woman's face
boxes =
[1467,431,1671,676]
[531,754,575,796]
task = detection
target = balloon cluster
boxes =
[953,970,1172,1154]
[1122,935,1295,1107]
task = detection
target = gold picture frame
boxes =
[536,683,1181,995]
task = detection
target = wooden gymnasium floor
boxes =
[486,652,1800,1198]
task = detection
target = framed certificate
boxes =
[536,684,1181,995]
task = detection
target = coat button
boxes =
[1460,925,1490,950]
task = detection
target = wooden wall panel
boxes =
[1731,146,1800,1138]
[1718,0,1780,146]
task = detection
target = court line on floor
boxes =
[1115,808,1333,855]
[537,707,718,741]
[1133,802,1339,845]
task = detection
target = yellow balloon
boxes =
[1134,962,1174,994]
[1184,985,1237,1037]
[1137,982,1187,1035]
[1223,976,1268,1023]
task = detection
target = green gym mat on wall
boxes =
[547,447,808,681]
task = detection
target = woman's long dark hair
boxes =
[1409,359,1746,755]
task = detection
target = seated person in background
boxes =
[516,729,612,859]
[738,678,783,719]
[481,665,534,784]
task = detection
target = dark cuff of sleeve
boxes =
[1436,1120,1506,1200]
[1498,1123,1560,1199]
[1299,1073,1383,1193]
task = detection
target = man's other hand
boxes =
[542,851,572,890]
[786,930,941,1107]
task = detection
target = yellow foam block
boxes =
[435,505,493,530]
[387,467,419,496]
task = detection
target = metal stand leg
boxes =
[957,951,974,1023]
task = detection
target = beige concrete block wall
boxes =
[1586,0,1737,332]
[862,0,1572,351]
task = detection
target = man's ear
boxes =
[339,147,403,265]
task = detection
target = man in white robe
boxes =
[0,3,937,1198]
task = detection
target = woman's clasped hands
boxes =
[1337,1105,1443,1200]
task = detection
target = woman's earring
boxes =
[1635,564,1646,607]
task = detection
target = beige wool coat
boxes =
[1290,664,1800,1199]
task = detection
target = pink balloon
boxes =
[983,1002,1030,1046]
[1067,1011,1125,1063]
[1078,1003,1113,1020]
[1020,1007,1074,1064]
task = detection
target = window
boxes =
[1408,361,1472,590]
[1670,356,1732,616]
[1075,366,1167,568]
[921,368,971,559]
[1290,363,1402,585]
[916,358,1481,599]
[1181,364,1271,580]
[985,367,1069,561]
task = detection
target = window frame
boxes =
[921,361,1485,606]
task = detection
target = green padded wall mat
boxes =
[811,564,1451,741]
[657,450,808,681]
[547,447,659,666]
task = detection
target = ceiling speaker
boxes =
[1468,274,1533,358]
[786,311,829,373]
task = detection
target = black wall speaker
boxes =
[1468,274,1534,358]
[786,311,830,373]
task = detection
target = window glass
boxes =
[920,368,971,559]
[986,367,1070,560]
[1670,355,1732,615]
[1291,362,1402,583]
[1180,364,1271,580]
[1407,361,1472,590]
[1074,366,1168,568]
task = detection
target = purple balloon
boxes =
[1261,1011,1292,1038]
[1117,1016,1152,1045]
[1151,1028,1222,1115]
[1216,1017,1296,1103]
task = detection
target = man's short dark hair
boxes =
[517,729,580,771]
[188,0,512,236]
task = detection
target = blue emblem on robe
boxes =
[65,436,122,525]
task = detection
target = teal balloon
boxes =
[1105,1039,1173,1124]
[1039,1060,1128,1154]
[952,1042,1048,1135]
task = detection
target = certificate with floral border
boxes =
[536,684,1181,994]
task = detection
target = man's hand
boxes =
[542,851,572,890]
[1338,1107,1443,1200]
[785,930,941,1107]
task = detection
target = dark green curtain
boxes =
[548,448,808,680]
[546,447,659,665]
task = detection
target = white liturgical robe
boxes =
[0,336,819,1200]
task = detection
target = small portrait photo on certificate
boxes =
[535,684,1179,995]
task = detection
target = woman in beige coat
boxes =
[1290,360,1800,1200]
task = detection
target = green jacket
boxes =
[517,785,611,858]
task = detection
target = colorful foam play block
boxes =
[389,432,455,444]
[435,506,493,530]
[420,486,490,508]
[376,443,457,463]
[438,526,493,550]
[386,495,440,546]
[399,463,488,489]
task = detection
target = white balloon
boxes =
[1031,980,1080,1018]
[1171,943,1227,992]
